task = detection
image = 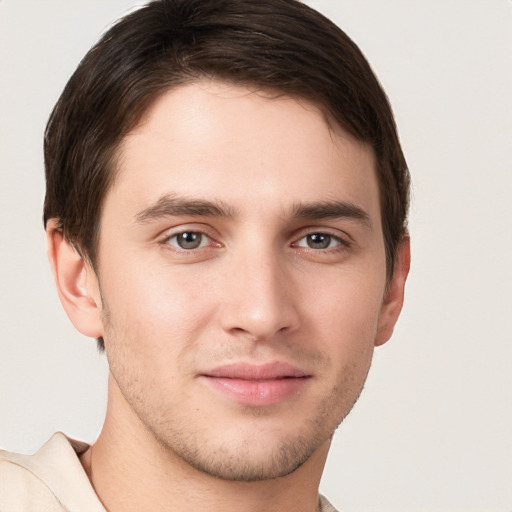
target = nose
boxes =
[219,244,300,342]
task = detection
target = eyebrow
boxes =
[290,200,372,228]
[135,194,372,228]
[135,194,236,223]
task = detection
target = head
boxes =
[44,0,409,282]
[44,0,410,483]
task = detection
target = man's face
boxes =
[94,81,390,481]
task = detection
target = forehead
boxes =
[108,81,379,222]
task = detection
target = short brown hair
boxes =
[44,0,409,276]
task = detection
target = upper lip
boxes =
[201,362,309,380]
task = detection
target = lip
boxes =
[199,362,311,406]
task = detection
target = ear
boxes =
[374,235,410,347]
[46,220,103,338]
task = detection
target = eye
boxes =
[295,233,343,250]
[166,231,210,250]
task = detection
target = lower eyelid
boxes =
[160,229,351,253]
[294,233,346,248]
[167,232,209,248]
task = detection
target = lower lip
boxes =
[200,376,309,406]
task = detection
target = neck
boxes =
[80,376,329,512]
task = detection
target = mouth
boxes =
[199,362,311,406]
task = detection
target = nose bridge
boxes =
[220,236,298,340]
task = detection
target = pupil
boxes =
[178,232,201,249]
[308,233,330,249]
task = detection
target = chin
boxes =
[152,414,335,482]
[173,435,323,482]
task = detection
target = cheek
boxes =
[99,258,216,357]
[309,269,385,342]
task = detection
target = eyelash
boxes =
[162,231,219,252]
[292,232,348,252]
[160,228,350,255]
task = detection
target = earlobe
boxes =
[46,220,103,338]
[374,235,411,347]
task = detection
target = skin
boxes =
[47,81,409,512]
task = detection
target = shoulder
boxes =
[0,433,104,512]
[319,494,341,512]
[0,444,63,510]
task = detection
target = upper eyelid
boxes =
[166,231,210,241]
[157,223,218,240]
[165,231,212,250]
[293,233,347,249]
[162,232,215,248]
[160,231,220,255]
[292,226,353,244]
[156,224,354,246]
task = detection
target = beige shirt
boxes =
[0,433,339,511]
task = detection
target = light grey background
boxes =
[1,1,511,511]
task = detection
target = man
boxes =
[0,0,410,510]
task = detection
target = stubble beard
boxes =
[112,364,369,483]
[101,301,372,483]
[159,370,368,482]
